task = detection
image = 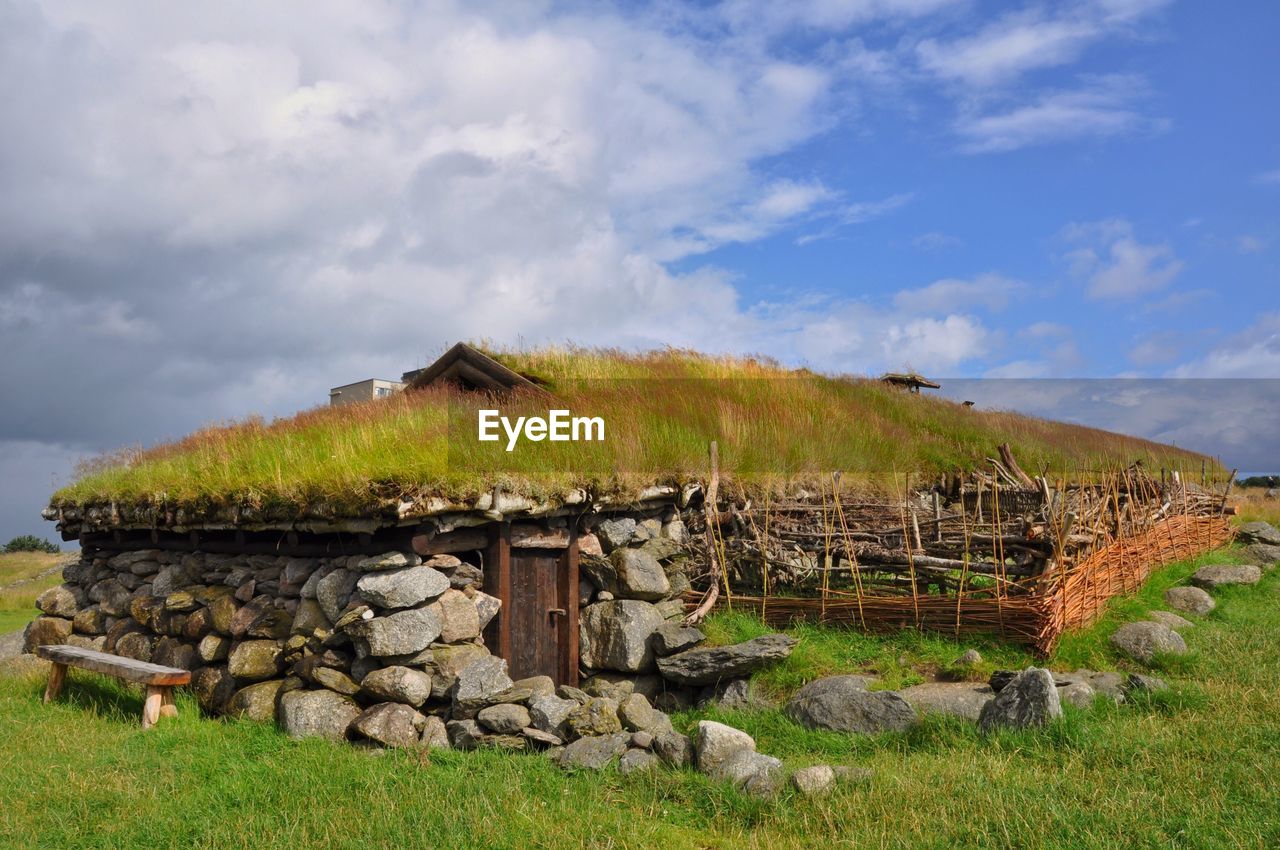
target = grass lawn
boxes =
[2,545,1278,848]
[0,550,69,634]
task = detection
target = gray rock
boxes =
[227,680,284,722]
[953,648,983,667]
[1237,521,1280,546]
[420,716,450,749]
[1076,670,1127,703]
[657,633,797,686]
[431,589,481,643]
[710,748,783,790]
[445,719,483,750]
[1148,610,1195,631]
[312,667,361,696]
[595,518,636,552]
[349,703,426,749]
[1164,586,1215,615]
[36,584,86,618]
[698,678,774,711]
[651,623,706,656]
[360,665,435,706]
[617,693,673,735]
[277,689,361,740]
[512,675,556,699]
[581,673,638,701]
[356,566,449,609]
[1243,542,1280,567]
[428,643,490,699]
[290,598,331,636]
[191,665,236,714]
[1125,673,1168,694]
[529,694,578,738]
[451,655,514,718]
[558,732,631,770]
[694,720,755,774]
[978,668,1062,732]
[1110,621,1187,664]
[618,748,660,775]
[566,697,623,738]
[473,592,501,630]
[609,548,670,601]
[1058,681,1097,709]
[579,600,664,673]
[652,730,693,767]
[316,569,359,623]
[478,703,531,734]
[354,551,420,572]
[785,678,916,734]
[791,765,836,796]
[631,730,654,749]
[227,640,283,680]
[521,727,564,747]
[346,607,442,657]
[900,682,994,722]
[197,633,230,663]
[1190,565,1261,589]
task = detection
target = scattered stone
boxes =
[617,693,673,735]
[618,748,660,775]
[360,665,435,706]
[512,675,555,699]
[711,748,783,792]
[952,648,982,668]
[1237,521,1280,547]
[791,765,836,797]
[609,548,670,601]
[529,694,578,738]
[227,640,283,680]
[429,643,490,699]
[1163,586,1215,615]
[1125,673,1168,694]
[558,732,631,770]
[567,697,624,738]
[451,656,514,718]
[694,720,755,774]
[227,680,285,722]
[652,730,693,767]
[698,678,775,711]
[1076,670,1127,703]
[316,569,359,623]
[432,589,481,643]
[1148,610,1195,631]
[656,634,797,686]
[354,552,420,572]
[356,566,449,609]
[349,703,426,749]
[630,730,654,749]
[1058,681,1097,709]
[473,592,501,630]
[420,716,450,749]
[579,600,664,673]
[36,585,85,618]
[278,689,361,741]
[1110,621,1187,664]
[478,703,532,734]
[312,667,361,696]
[785,677,915,734]
[977,668,1062,732]
[346,607,442,657]
[1190,565,1261,590]
[899,682,994,722]
[1243,542,1280,567]
[595,518,636,552]
[651,623,706,656]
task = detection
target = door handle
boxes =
[548,608,567,619]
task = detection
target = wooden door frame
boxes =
[484,521,579,687]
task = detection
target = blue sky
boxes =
[0,0,1277,543]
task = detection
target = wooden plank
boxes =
[43,663,66,703]
[142,686,163,730]
[413,527,490,556]
[484,523,512,665]
[35,645,192,686]
[510,524,571,549]
[559,534,580,687]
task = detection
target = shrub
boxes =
[3,535,60,554]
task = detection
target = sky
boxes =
[1,0,1278,544]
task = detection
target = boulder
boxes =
[227,680,285,722]
[694,720,755,774]
[529,694,578,738]
[312,667,361,696]
[71,606,112,636]
[316,569,359,623]
[513,675,556,700]
[356,566,449,609]
[354,551,420,572]
[617,693,673,735]
[1237,521,1280,546]
[36,584,85,618]
[1190,565,1261,589]
[977,668,1062,732]
[229,596,274,639]
[290,599,331,636]
[420,716,450,749]
[478,703,531,734]
[697,678,774,711]
[227,640,283,680]
[785,678,916,734]
[1243,542,1280,567]
[346,607,442,657]
[451,656,514,718]
[1163,586,1215,615]
[1125,673,1168,694]
[558,732,631,770]
[22,616,72,653]
[900,682,994,722]
[952,648,983,668]
[473,592,501,630]
[429,644,490,699]
[710,749,783,790]
[1110,621,1187,664]
[1058,681,1097,709]
[432,589,481,643]
[566,697,624,738]
[657,634,797,686]
[277,689,361,741]
[197,633,230,663]
[361,666,433,707]
[609,549,669,601]
[791,765,836,796]
[651,623,706,657]
[114,631,155,662]
[208,595,239,636]
[191,665,237,714]
[618,749,660,775]
[152,637,200,671]
[246,608,292,640]
[652,731,693,767]
[349,703,427,749]
[579,600,664,673]
[595,518,636,552]
[1147,611,1195,631]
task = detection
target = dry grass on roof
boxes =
[52,346,1218,518]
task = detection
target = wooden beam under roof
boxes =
[404,342,540,393]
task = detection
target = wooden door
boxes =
[485,527,579,686]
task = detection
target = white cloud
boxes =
[883,315,990,371]
[892,273,1023,313]
[1061,218,1183,299]
[1237,235,1269,254]
[1171,314,1280,378]
[1253,168,1280,185]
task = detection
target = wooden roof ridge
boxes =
[404,342,541,393]
[879,371,942,390]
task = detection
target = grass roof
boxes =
[52,347,1217,523]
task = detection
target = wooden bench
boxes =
[35,645,192,730]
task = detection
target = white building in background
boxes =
[328,378,405,406]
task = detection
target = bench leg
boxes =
[142,685,163,730]
[160,686,178,719]
[43,663,67,704]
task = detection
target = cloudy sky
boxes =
[2,0,1278,543]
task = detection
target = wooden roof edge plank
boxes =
[409,341,539,392]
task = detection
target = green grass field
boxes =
[2,543,1277,848]
[0,551,67,634]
